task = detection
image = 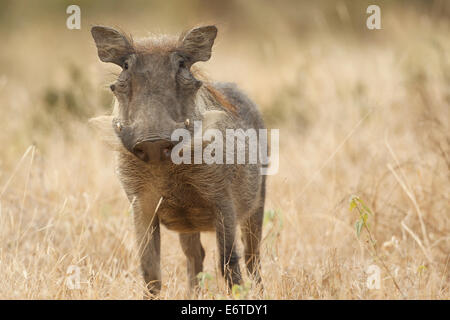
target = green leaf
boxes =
[349,195,358,211]
[232,284,241,299]
[362,213,368,224]
[355,220,363,237]
[417,265,427,274]
[264,209,276,225]
[197,272,212,289]
[361,202,373,215]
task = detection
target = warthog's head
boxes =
[91,25,217,164]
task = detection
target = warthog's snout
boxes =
[113,118,179,164]
[132,139,174,164]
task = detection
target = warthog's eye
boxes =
[123,62,129,70]
[178,60,185,69]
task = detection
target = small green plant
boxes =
[349,195,405,297]
[231,281,251,299]
[264,209,284,230]
[263,209,283,258]
[350,195,373,239]
[417,265,427,275]
[197,271,213,290]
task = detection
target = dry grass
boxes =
[0,1,448,299]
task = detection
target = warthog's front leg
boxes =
[179,232,205,292]
[240,206,263,287]
[132,197,161,298]
[215,200,242,289]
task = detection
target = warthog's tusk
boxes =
[116,121,122,131]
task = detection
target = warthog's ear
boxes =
[179,25,217,65]
[91,26,133,67]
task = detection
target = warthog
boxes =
[90,25,266,296]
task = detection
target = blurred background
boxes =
[0,0,448,299]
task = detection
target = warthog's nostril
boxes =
[162,147,171,158]
[133,145,149,162]
[110,84,115,91]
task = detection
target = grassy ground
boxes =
[0,0,448,299]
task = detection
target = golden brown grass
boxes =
[0,1,448,299]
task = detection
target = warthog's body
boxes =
[90,25,266,296]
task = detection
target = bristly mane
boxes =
[204,84,238,115]
[134,34,179,54]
